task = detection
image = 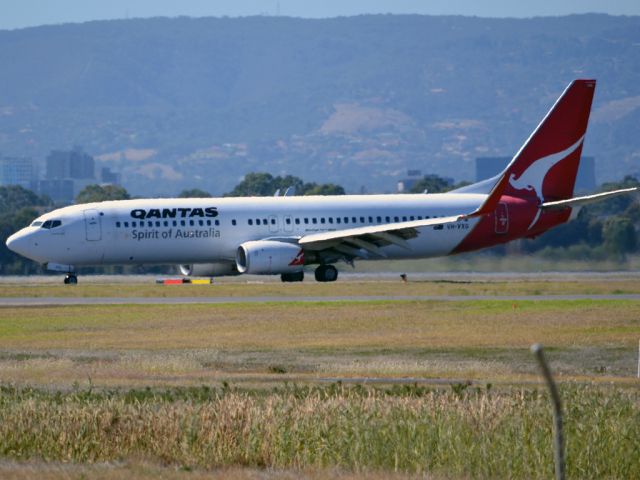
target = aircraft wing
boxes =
[298,215,466,258]
[541,187,639,210]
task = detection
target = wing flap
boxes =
[299,215,466,256]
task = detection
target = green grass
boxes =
[0,300,639,387]
[0,384,637,479]
[3,278,640,298]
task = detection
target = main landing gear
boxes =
[63,274,78,285]
[281,271,304,282]
[314,265,338,282]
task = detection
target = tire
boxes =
[314,265,338,282]
[65,274,78,285]
[281,271,304,282]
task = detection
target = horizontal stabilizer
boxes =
[541,187,638,210]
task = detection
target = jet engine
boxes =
[179,262,240,277]
[236,240,304,274]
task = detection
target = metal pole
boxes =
[531,343,565,480]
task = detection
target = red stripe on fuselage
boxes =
[452,195,570,254]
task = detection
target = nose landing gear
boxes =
[314,265,338,282]
[63,274,78,285]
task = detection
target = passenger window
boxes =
[147,221,153,227]
[368,216,373,223]
[402,216,407,222]
[286,218,291,225]
[198,220,203,226]
[304,218,309,224]
[385,216,390,222]
[295,218,300,225]
[360,217,365,223]
[232,219,237,226]
[124,221,129,228]
[189,220,194,226]
[418,216,423,220]
[215,220,220,226]
[320,218,325,224]
[394,216,399,222]
[271,218,276,225]
[377,216,382,223]
[343,217,349,224]
[116,221,121,228]
[164,221,169,227]
[173,221,177,227]
[181,220,186,226]
[131,221,136,227]
[249,219,254,225]
[206,220,211,226]
[155,221,161,227]
[336,217,341,224]
[352,217,357,223]
[312,218,317,224]
[328,218,333,224]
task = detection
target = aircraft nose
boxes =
[6,229,32,258]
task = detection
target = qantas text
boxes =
[130,207,218,220]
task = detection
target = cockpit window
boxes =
[41,219,62,229]
[31,221,43,227]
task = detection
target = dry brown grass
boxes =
[0,386,637,478]
[0,461,425,480]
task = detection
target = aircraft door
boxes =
[494,202,509,235]
[83,209,102,241]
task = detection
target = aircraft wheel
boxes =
[64,274,78,285]
[314,265,338,282]
[281,271,304,282]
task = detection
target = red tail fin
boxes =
[503,79,596,203]
[464,80,596,219]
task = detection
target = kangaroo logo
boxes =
[288,248,305,266]
[508,135,584,230]
[508,135,584,204]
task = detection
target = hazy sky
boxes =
[2,0,639,30]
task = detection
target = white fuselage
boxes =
[8,194,486,269]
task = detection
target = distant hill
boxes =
[0,14,639,195]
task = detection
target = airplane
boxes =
[6,79,638,284]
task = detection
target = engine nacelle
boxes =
[236,240,304,275]
[179,262,240,277]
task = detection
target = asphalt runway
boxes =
[2,294,640,306]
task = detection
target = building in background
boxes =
[101,166,121,185]
[39,147,96,203]
[475,156,596,193]
[396,169,422,193]
[0,155,36,189]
